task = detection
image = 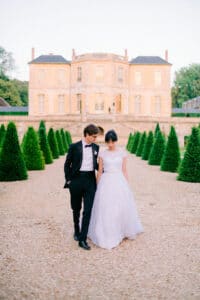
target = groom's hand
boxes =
[63,180,71,188]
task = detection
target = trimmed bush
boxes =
[0,122,28,181]
[131,132,141,154]
[148,130,165,165]
[177,127,200,182]
[126,133,132,150]
[48,128,59,159]
[22,127,45,170]
[0,124,6,148]
[61,129,68,153]
[161,126,181,172]
[154,123,161,137]
[65,130,72,145]
[136,132,147,157]
[142,131,154,160]
[56,130,65,155]
[38,126,53,164]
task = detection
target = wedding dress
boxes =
[88,148,143,249]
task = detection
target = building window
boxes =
[118,67,123,82]
[155,96,161,114]
[155,71,161,86]
[135,72,141,86]
[134,95,141,114]
[77,67,82,82]
[96,66,104,82]
[58,69,65,84]
[58,94,64,113]
[95,94,104,112]
[38,94,45,113]
[77,94,82,112]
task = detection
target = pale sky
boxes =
[0,0,200,83]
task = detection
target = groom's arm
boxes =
[64,144,74,187]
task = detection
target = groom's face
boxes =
[85,133,98,144]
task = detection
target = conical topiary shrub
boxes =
[22,127,45,170]
[65,130,72,145]
[56,130,65,155]
[148,130,165,165]
[136,132,147,157]
[161,126,181,172]
[61,129,68,153]
[48,128,59,159]
[154,123,161,137]
[126,133,132,151]
[0,122,28,181]
[177,127,200,182]
[38,126,53,164]
[131,132,141,154]
[0,124,6,148]
[142,131,154,160]
[128,133,135,153]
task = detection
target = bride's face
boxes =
[107,140,116,150]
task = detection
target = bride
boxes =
[88,130,143,249]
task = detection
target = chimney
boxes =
[124,49,128,60]
[72,48,76,60]
[165,49,168,62]
[31,47,35,60]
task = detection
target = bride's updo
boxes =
[105,130,118,142]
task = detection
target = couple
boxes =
[64,124,143,250]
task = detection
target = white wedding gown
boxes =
[88,148,143,249]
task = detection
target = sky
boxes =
[0,0,200,83]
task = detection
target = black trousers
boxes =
[69,171,96,241]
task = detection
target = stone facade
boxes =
[29,49,172,117]
[0,115,199,147]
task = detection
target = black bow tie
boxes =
[85,144,92,148]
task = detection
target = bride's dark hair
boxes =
[105,130,118,142]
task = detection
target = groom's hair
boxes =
[84,124,99,137]
[105,130,118,142]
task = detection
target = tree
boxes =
[0,122,27,181]
[56,130,65,155]
[12,79,28,106]
[161,126,181,172]
[136,132,146,157]
[0,79,22,106]
[0,124,6,148]
[171,64,200,107]
[177,127,200,182]
[22,127,45,170]
[148,131,165,165]
[131,132,140,154]
[0,46,15,77]
[48,128,59,159]
[154,123,161,137]
[38,122,53,164]
[142,131,154,160]
[61,129,68,153]
[65,130,72,146]
[126,133,132,151]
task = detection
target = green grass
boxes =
[0,112,28,116]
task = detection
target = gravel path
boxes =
[0,153,200,300]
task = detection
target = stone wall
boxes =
[0,114,199,147]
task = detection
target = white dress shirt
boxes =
[80,140,93,171]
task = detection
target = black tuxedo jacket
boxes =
[64,140,99,188]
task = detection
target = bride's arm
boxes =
[122,157,129,181]
[96,157,103,183]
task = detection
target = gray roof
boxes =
[29,55,70,64]
[0,106,28,112]
[0,97,10,107]
[130,56,171,65]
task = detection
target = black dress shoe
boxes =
[73,233,79,241]
[79,241,91,250]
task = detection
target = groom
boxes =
[64,124,99,250]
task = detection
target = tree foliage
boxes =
[48,128,59,159]
[171,63,200,108]
[177,127,200,182]
[22,127,45,170]
[0,46,15,77]
[0,122,27,181]
[142,131,154,160]
[136,132,146,157]
[148,131,165,165]
[161,126,181,172]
